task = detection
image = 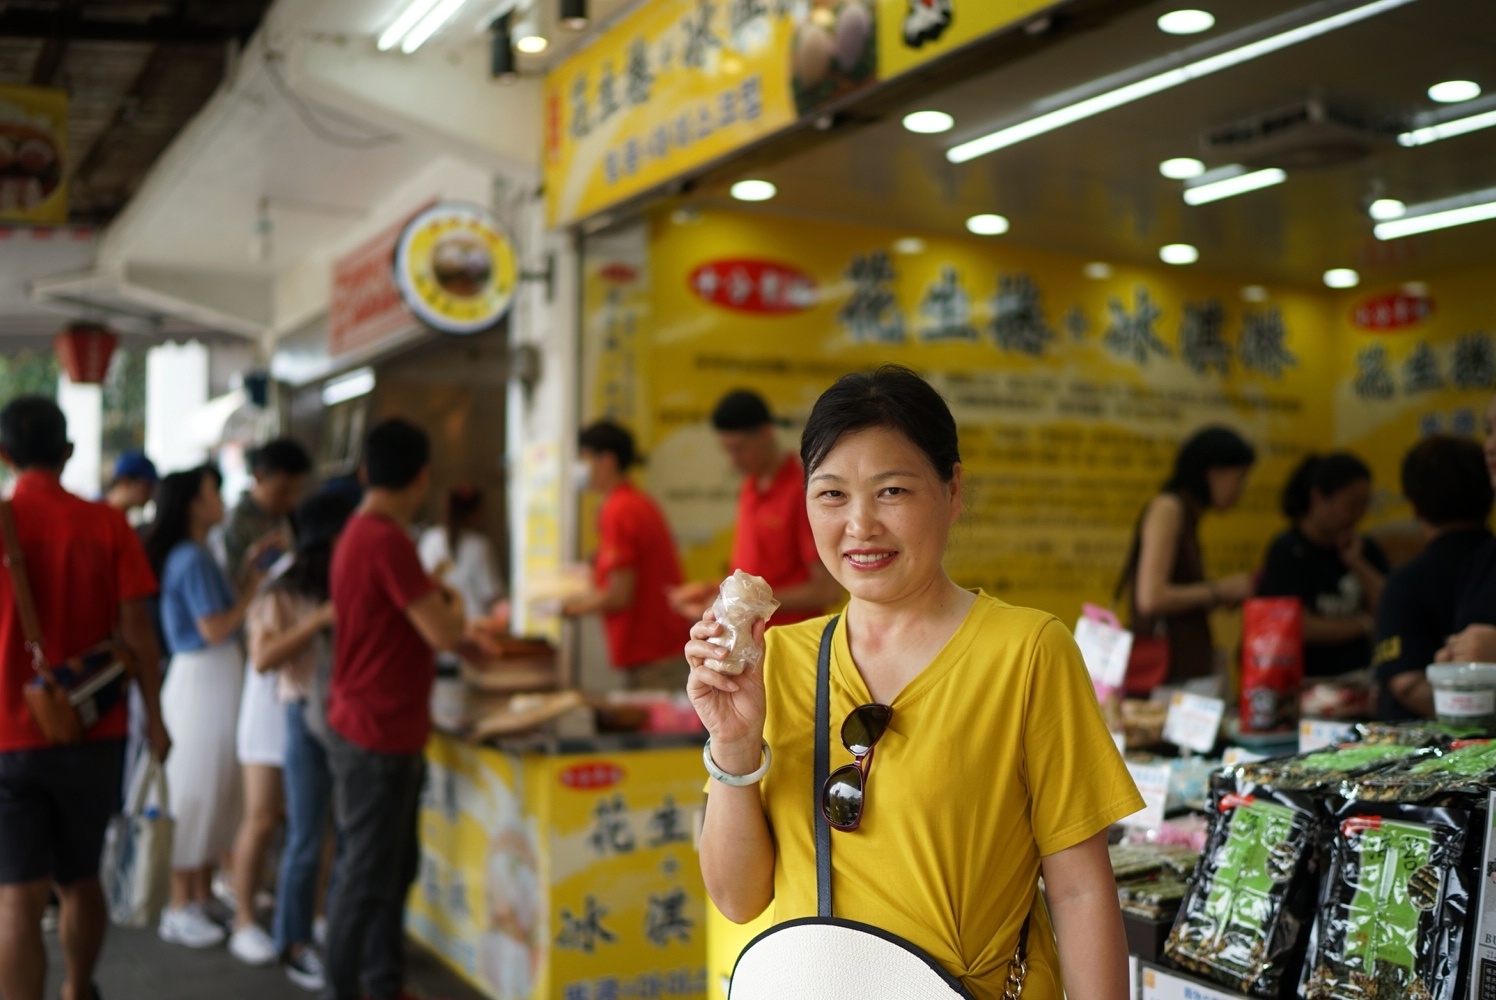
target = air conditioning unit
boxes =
[1201,97,1399,170]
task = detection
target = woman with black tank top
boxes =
[1119,428,1257,692]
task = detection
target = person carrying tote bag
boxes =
[103,752,174,928]
[687,367,1144,1000]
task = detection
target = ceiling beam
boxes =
[29,0,86,86]
[0,9,237,45]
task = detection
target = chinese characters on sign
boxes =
[839,251,906,344]
[1352,333,1496,401]
[1104,289,1169,365]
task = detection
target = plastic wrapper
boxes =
[1121,873,1192,919]
[1300,799,1478,1000]
[1165,775,1322,997]
[1355,721,1488,747]
[1349,740,1496,803]
[1241,598,1304,733]
[705,570,780,676]
[1233,743,1425,791]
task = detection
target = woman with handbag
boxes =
[144,467,264,950]
[1116,428,1257,695]
[249,491,355,991]
[687,365,1143,1000]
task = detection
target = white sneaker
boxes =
[284,947,327,992]
[159,904,227,949]
[229,923,278,966]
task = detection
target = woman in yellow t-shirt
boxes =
[687,365,1144,1000]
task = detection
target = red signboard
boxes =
[1351,292,1435,332]
[688,258,818,314]
[559,761,626,790]
[328,208,427,357]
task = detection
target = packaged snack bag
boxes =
[705,570,780,676]
[1241,598,1304,733]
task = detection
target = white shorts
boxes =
[236,664,287,768]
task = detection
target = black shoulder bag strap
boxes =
[811,613,1032,996]
[814,615,839,918]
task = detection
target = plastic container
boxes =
[1427,662,1496,729]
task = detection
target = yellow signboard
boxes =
[410,734,708,1000]
[875,0,1056,79]
[583,207,1337,629]
[0,84,68,225]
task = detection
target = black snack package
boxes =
[1164,773,1321,998]
[1300,799,1479,1000]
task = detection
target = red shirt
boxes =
[329,511,438,753]
[730,455,823,626]
[0,472,156,752]
[595,482,689,668]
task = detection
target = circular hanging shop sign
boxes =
[393,202,517,335]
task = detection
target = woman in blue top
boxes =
[144,467,265,950]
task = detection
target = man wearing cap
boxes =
[104,451,158,521]
[671,390,841,625]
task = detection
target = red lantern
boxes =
[54,323,118,384]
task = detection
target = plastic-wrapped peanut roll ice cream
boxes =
[705,570,780,675]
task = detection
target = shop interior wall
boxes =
[580,207,1347,633]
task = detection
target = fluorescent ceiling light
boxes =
[1182,166,1286,205]
[1241,285,1268,302]
[515,33,548,53]
[378,0,443,51]
[1323,268,1360,288]
[1398,107,1496,146]
[1428,80,1481,104]
[966,214,1010,235]
[1375,187,1496,240]
[1159,243,1199,265]
[903,111,954,134]
[947,0,1415,164]
[731,180,777,202]
[401,0,470,53]
[1157,9,1216,34]
[1083,262,1113,279]
[1369,198,1406,220]
[1159,157,1206,179]
[322,368,376,407]
[893,238,927,254]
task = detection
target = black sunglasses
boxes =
[820,703,893,832]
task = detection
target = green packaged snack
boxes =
[1300,801,1475,1000]
[1165,776,1320,997]
[1350,740,1496,802]
[1235,743,1424,791]
[1120,873,1190,919]
[1355,721,1488,747]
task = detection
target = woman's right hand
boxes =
[686,612,767,771]
[1213,572,1255,607]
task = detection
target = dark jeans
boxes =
[322,729,424,1000]
[275,701,335,954]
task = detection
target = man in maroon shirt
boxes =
[671,390,841,624]
[324,418,465,1000]
[0,397,169,1000]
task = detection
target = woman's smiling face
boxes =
[806,426,963,606]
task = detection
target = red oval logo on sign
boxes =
[598,263,639,284]
[689,259,818,314]
[1351,293,1435,331]
[560,761,626,790]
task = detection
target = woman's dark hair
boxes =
[578,421,638,471]
[274,491,357,601]
[445,485,483,555]
[1402,435,1494,527]
[1281,452,1373,520]
[144,465,223,579]
[1163,427,1257,507]
[801,365,960,482]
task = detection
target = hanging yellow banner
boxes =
[0,84,68,225]
[875,0,1056,79]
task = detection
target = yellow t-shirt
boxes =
[756,591,1143,1000]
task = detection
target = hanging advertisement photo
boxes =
[393,202,518,335]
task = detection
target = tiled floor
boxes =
[43,925,486,1000]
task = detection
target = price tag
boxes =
[1123,761,1170,829]
[1299,719,1356,753]
[1222,746,1267,767]
[1163,693,1225,753]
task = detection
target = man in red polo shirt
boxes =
[0,397,168,1000]
[324,418,466,1000]
[672,390,842,625]
[563,421,691,690]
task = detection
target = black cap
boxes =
[711,390,775,432]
